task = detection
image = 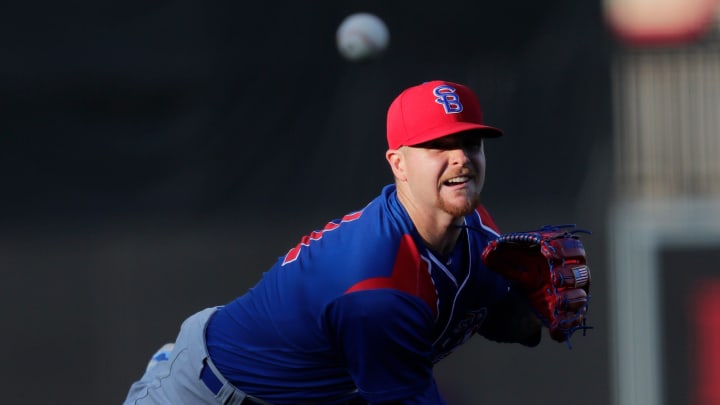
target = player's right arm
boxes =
[323,289,448,405]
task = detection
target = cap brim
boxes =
[403,122,503,147]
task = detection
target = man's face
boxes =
[395,132,487,218]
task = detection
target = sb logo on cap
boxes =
[433,85,464,114]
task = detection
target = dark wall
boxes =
[2,1,613,404]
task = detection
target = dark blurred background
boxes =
[1,1,613,404]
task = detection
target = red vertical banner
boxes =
[693,279,720,405]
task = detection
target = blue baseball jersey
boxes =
[205,184,512,404]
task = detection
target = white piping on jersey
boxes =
[428,227,474,347]
[420,255,441,320]
[472,209,500,238]
[426,252,457,286]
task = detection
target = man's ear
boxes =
[385,149,407,181]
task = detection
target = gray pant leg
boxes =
[123,307,220,405]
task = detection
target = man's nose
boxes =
[448,147,471,164]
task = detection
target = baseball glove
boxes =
[481,224,592,345]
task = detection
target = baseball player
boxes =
[123,80,588,405]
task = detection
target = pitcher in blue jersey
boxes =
[124,80,545,405]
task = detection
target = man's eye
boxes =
[417,138,482,150]
[464,141,483,151]
[419,140,448,149]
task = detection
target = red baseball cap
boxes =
[386,80,503,149]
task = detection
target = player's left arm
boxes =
[478,288,542,346]
[471,206,542,346]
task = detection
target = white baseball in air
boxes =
[336,12,390,62]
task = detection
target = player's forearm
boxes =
[480,292,542,346]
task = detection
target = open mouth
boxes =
[443,176,471,186]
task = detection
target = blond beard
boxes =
[438,191,480,217]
